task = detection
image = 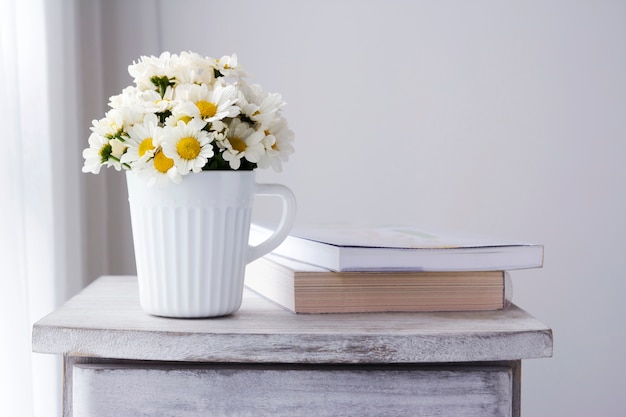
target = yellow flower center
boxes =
[177,137,202,160]
[138,138,154,157]
[196,100,217,119]
[153,149,174,173]
[179,116,192,124]
[229,136,247,153]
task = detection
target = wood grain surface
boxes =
[72,362,515,417]
[33,276,553,364]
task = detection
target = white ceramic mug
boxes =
[126,170,296,318]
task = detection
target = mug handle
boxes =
[247,183,297,263]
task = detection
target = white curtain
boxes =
[1,0,86,415]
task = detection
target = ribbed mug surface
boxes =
[126,170,293,318]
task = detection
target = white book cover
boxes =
[250,223,544,272]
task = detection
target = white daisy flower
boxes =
[109,86,135,108]
[82,132,109,174]
[121,113,162,168]
[91,106,143,142]
[178,51,216,85]
[108,87,150,117]
[88,110,131,169]
[90,110,124,139]
[82,131,128,172]
[238,82,285,128]
[219,119,266,170]
[257,116,295,172]
[140,86,175,114]
[83,51,294,179]
[161,120,214,175]
[215,53,246,80]
[137,147,182,186]
[172,83,240,126]
[128,51,182,92]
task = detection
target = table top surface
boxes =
[32,276,553,364]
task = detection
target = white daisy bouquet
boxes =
[82,51,294,185]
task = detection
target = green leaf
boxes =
[99,143,113,163]
[150,75,175,98]
[156,110,172,125]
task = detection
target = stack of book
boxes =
[245,224,544,314]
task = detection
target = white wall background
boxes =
[80,1,626,415]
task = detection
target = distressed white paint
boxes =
[72,363,514,417]
[31,276,550,417]
[32,276,552,364]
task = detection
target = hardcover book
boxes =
[250,223,544,272]
[244,255,513,314]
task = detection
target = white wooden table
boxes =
[32,275,553,417]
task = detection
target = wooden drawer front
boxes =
[73,363,513,417]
